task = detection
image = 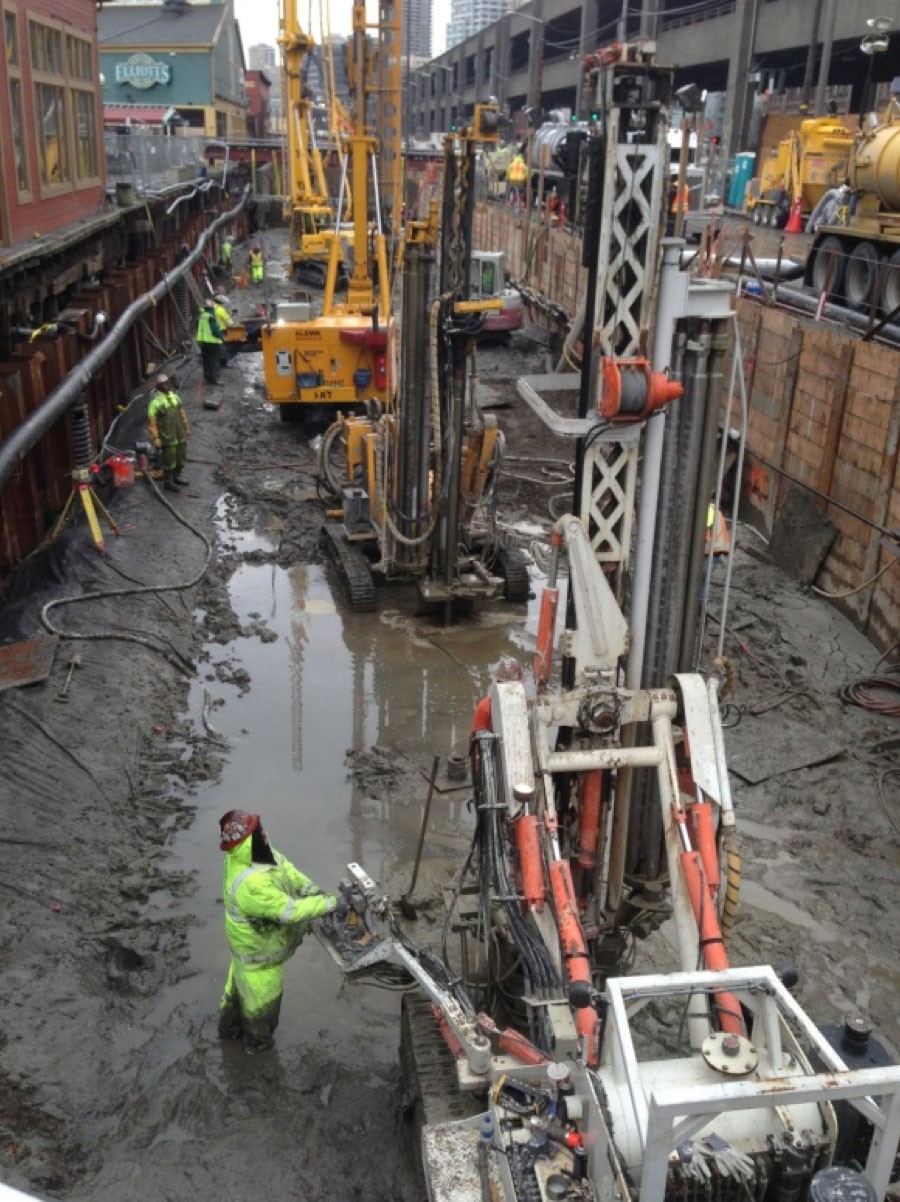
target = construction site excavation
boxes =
[0,3,899,1202]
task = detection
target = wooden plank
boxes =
[764,324,804,531]
[816,341,854,499]
[861,371,900,633]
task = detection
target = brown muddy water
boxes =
[163,498,550,1066]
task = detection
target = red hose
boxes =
[549,859,599,1064]
[533,586,559,688]
[680,851,744,1035]
[690,802,720,891]
[577,772,604,870]
[513,815,546,911]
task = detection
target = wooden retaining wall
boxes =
[473,202,900,652]
[0,202,250,581]
[474,204,586,317]
[735,303,900,653]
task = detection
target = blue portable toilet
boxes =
[728,153,755,209]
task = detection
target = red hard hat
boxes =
[219,809,260,851]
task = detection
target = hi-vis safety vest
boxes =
[222,838,332,968]
[221,239,233,264]
[671,184,691,213]
[705,504,731,555]
[508,156,528,184]
[196,310,222,345]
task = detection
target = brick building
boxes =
[244,69,271,138]
[0,0,105,248]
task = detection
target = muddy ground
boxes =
[0,227,898,1202]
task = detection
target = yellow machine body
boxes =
[262,313,396,407]
[288,206,338,269]
[749,117,853,214]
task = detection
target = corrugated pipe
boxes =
[0,187,248,493]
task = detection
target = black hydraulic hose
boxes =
[0,187,249,493]
[472,732,559,1048]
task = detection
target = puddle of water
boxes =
[152,508,545,1059]
[213,494,277,556]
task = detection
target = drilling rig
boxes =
[279,0,339,285]
[315,40,900,1202]
[262,0,398,417]
[316,104,531,615]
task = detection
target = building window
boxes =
[5,7,30,195]
[72,89,97,179]
[28,20,100,190]
[34,82,68,186]
[67,33,98,180]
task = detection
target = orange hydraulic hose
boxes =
[533,586,559,688]
[690,802,720,891]
[514,815,546,911]
[680,851,745,1035]
[432,1002,465,1057]
[577,771,604,869]
[549,859,599,1064]
[476,1012,550,1066]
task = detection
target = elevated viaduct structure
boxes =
[408,0,900,158]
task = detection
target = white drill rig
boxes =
[319,513,900,1202]
[318,37,900,1202]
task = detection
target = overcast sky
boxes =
[234,0,449,58]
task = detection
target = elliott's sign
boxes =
[115,53,171,88]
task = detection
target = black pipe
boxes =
[0,188,248,492]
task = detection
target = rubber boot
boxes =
[173,473,189,487]
[163,470,179,493]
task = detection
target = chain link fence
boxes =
[104,133,211,196]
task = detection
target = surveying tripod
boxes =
[51,467,120,554]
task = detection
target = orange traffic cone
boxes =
[785,200,804,233]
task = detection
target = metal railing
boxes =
[104,133,212,196]
[660,0,735,30]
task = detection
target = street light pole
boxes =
[860,17,891,126]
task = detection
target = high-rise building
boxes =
[446,0,508,51]
[404,0,432,59]
[248,42,282,122]
[248,42,275,72]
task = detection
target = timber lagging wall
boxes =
[735,304,899,654]
[473,202,900,654]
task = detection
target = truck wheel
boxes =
[810,236,845,297]
[844,242,879,310]
[881,248,900,317]
[751,206,761,226]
